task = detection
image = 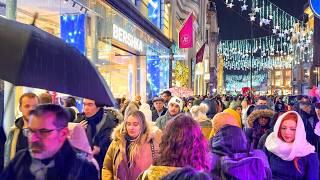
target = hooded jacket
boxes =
[210,125,271,180]
[102,122,162,180]
[245,106,275,149]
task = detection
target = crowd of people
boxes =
[0,90,320,180]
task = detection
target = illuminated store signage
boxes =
[113,24,144,52]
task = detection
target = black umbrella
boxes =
[0,17,115,107]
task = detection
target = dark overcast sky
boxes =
[215,0,309,40]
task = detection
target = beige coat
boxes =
[102,122,162,180]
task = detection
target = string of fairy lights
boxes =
[219,35,293,71]
[219,0,314,89]
[224,0,302,35]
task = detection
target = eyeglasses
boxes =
[23,128,64,138]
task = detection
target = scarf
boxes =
[86,108,104,143]
[30,158,55,180]
[265,111,315,161]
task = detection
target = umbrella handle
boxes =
[31,12,38,26]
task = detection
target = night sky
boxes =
[215,0,309,40]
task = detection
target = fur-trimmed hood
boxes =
[105,107,124,124]
[111,121,162,145]
[247,109,275,128]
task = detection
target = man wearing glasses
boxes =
[1,104,98,180]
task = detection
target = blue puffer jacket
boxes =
[210,125,271,180]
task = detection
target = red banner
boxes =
[196,43,206,64]
[179,13,193,48]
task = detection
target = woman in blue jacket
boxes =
[264,111,319,180]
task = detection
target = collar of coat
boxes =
[111,121,162,145]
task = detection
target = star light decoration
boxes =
[241,4,248,11]
[249,13,256,21]
[227,3,234,8]
[223,0,302,40]
[253,7,260,13]
[264,19,270,25]
[272,28,277,34]
[218,34,297,71]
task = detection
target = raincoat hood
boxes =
[223,108,241,127]
[210,112,240,138]
[265,111,315,161]
[211,125,248,156]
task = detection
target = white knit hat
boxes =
[168,96,183,111]
[139,103,152,122]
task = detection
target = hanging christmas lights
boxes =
[223,0,302,38]
[218,34,294,70]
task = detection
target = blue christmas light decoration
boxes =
[146,47,169,100]
[147,55,161,99]
[148,0,161,28]
[60,14,86,54]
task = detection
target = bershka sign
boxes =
[113,24,144,52]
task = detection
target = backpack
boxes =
[219,150,271,180]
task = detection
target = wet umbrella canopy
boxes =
[0,17,115,107]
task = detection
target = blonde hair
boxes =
[190,103,209,122]
[121,111,147,166]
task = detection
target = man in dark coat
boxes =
[1,104,98,180]
[151,97,167,122]
[75,98,121,169]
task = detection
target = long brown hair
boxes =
[121,111,148,166]
[155,114,210,170]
